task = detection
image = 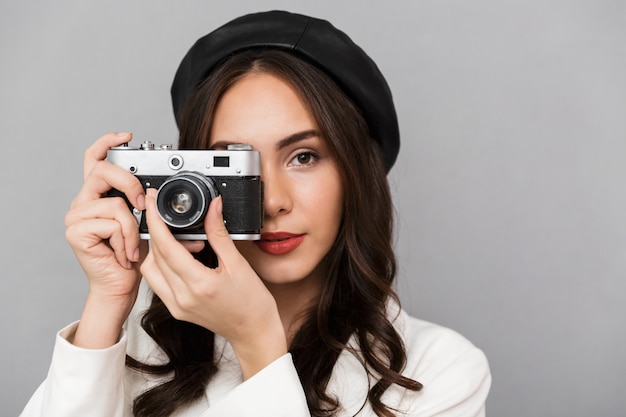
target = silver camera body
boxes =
[106,141,263,240]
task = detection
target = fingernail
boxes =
[216,195,223,216]
[133,247,140,262]
[136,194,145,210]
[145,189,157,205]
[116,132,131,137]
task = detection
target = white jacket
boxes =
[20,290,491,417]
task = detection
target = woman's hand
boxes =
[141,188,287,379]
[65,132,148,348]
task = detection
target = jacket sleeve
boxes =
[201,353,310,417]
[414,345,491,416]
[403,325,492,417]
[19,322,128,417]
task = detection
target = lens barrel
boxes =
[156,172,218,229]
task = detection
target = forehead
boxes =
[209,73,318,148]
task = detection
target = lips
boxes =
[255,232,305,255]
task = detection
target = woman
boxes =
[21,11,490,417]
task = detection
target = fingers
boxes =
[142,188,198,275]
[204,195,242,268]
[140,250,176,306]
[66,133,145,271]
[72,160,145,211]
[83,132,132,180]
[144,190,240,274]
[141,189,204,316]
[66,218,133,269]
[180,240,206,253]
[65,197,141,263]
[76,133,145,211]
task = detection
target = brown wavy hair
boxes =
[126,49,422,417]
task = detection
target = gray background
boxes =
[1,1,624,416]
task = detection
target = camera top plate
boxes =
[107,141,261,177]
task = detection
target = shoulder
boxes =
[389,306,492,416]
[394,307,488,369]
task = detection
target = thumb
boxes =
[204,196,240,264]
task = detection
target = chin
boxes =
[235,241,321,286]
[253,258,317,286]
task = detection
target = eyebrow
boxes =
[211,129,320,151]
[275,130,320,150]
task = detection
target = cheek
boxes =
[301,175,343,231]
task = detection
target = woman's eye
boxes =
[291,151,317,166]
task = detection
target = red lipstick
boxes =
[255,232,305,255]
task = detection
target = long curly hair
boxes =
[126,49,422,417]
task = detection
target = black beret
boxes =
[171,10,400,172]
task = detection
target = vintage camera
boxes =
[106,141,263,240]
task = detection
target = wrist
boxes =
[73,291,136,349]
[231,320,288,380]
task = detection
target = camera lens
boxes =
[169,191,193,214]
[156,172,218,229]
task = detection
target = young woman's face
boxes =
[209,72,343,287]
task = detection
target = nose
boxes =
[262,166,292,218]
